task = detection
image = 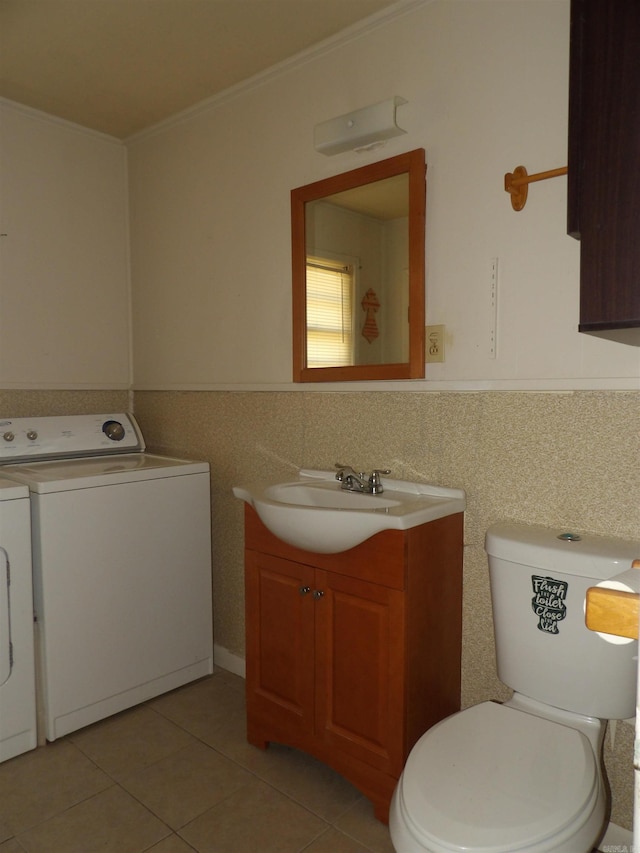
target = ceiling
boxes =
[0,0,402,139]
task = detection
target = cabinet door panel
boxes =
[245,551,315,737]
[569,0,640,335]
[315,570,405,775]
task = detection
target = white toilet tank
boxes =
[485,522,640,720]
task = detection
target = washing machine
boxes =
[0,476,37,761]
[0,413,213,742]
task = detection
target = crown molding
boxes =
[0,97,123,145]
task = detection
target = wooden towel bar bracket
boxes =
[585,559,640,641]
[504,165,568,211]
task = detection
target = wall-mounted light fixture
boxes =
[314,96,407,156]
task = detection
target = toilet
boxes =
[390,521,640,853]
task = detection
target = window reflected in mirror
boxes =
[306,255,355,367]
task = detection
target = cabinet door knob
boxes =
[313,590,325,600]
[299,586,311,596]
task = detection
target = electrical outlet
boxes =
[425,324,445,363]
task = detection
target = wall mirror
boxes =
[292,148,426,382]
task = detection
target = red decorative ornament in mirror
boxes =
[361,289,380,343]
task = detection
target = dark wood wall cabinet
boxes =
[568,0,640,343]
[242,505,463,823]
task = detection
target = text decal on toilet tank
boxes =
[531,576,568,634]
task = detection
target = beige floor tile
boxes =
[237,742,363,822]
[120,740,253,829]
[147,835,196,852]
[0,840,24,852]
[199,704,254,760]
[304,827,373,853]
[205,715,369,824]
[0,674,394,853]
[334,798,395,853]
[202,709,363,815]
[15,785,170,853]
[0,740,111,834]
[151,672,245,742]
[69,704,196,780]
[179,777,328,853]
[209,668,246,695]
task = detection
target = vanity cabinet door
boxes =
[244,548,404,772]
[314,570,405,777]
[245,550,315,745]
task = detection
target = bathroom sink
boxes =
[233,470,466,554]
[265,482,400,510]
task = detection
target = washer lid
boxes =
[401,702,597,853]
[1,453,209,492]
[0,476,29,501]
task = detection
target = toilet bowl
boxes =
[389,522,640,853]
[390,699,606,853]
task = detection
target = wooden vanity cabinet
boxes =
[568,0,640,342]
[242,504,463,822]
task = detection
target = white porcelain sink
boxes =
[233,469,466,554]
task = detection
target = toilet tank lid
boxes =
[485,521,640,579]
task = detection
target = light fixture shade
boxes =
[314,96,407,156]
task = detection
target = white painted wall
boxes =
[0,100,130,389]
[127,0,639,391]
[1,2,638,391]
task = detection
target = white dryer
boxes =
[0,476,37,761]
[0,414,213,741]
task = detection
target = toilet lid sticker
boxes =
[531,575,568,634]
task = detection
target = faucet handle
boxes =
[335,462,356,481]
[369,468,391,493]
[370,468,391,480]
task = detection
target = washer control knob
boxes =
[2,431,14,442]
[27,430,38,441]
[102,420,125,442]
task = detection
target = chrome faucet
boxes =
[335,463,391,495]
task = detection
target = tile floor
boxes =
[0,669,396,852]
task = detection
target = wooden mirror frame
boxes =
[292,148,426,382]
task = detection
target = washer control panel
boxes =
[0,414,145,462]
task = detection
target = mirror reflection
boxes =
[292,149,425,382]
[305,173,409,368]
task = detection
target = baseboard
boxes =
[213,644,246,679]
[598,821,633,852]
